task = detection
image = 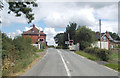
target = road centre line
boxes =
[57,49,71,76]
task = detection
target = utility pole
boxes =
[99,19,101,49]
[68,33,70,41]
[68,33,70,47]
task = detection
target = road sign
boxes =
[65,41,69,44]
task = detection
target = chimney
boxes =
[33,24,35,30]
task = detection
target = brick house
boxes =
[22,24,46,45]
[92,32,120,49]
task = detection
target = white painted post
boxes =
[38,44,40,50]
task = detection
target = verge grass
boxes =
[75,51,101,61]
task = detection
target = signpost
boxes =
[65,41,69,44]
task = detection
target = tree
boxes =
[1,0,38,23]
[0,1,3,11]
[75,26,95,50]
[109,32,120,40]
[66,23,77,43]
[54,33,64,46]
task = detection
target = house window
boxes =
[39,39,43,41]
[104,36,106,41]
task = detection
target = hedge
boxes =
[84,47,111,61]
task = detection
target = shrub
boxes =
[84,47,111,61]
[56,46,62,49]
[2,35,39,76]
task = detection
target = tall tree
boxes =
[76,26,95,50]
[66,23,77,43]
[109,32,120,40]
[54,33,64,46]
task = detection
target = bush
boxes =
[75,51,100,61]
[56,46,62,49]
[56,46,68,49]
[2,35,39,76]
[84,47,111,61]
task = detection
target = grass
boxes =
[75,51,101,61]
[109,52,118,62]
[2,53,39,76]
[75,50,119,72]
[35,49,44,52]
[105,63,119,72]
[105,51,119,72]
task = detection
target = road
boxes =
[23,48,118,76]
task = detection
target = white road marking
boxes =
[103,65,118,73]
[57,50,71,76]
[66,61,69,64]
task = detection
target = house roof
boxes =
[95,32,104,40]
[22,24,46,36]
[95,32,120,44]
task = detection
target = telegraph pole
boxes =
[99,19,101,49]
[68,33,70,47]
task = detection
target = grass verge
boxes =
[105,63,118,72]
[75,51,119,72]
[3,50,46,76]
[35,49,44,52]
[75,51,100,61]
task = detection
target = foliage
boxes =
[105,63,118,71]
[0,1,3,11]
[54,33,65,46]
[84,47,111,61]
[35,49,44,52]
[76,26,95,50]
[47,45,54,48]
[2,33,38,76]
[54,23,95,50]
[66,23,77,43]
[56,46,62,49]
[0,0,38,24]
[41,43,46,49]
[75,51,100,61]
[109,32,120,40]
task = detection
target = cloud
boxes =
[44,27,57,45]
[36,0,119,2]
[44,27,64,45]
[2,2,118,29]
[96,4,118,20]
[2,2,118,45]
[89,21,118,33]
[16,29,22,34]
[1,1,28,26]
[7,29,22,39]
[24,27,32,31]
[32,2,97,28]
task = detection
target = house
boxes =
[92,31,120,50]
[22,24,47,49]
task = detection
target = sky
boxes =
[1,0,119,45]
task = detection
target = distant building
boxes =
[92,31,120,49]
[22,24,47,46]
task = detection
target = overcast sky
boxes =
[1,0,119,45]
